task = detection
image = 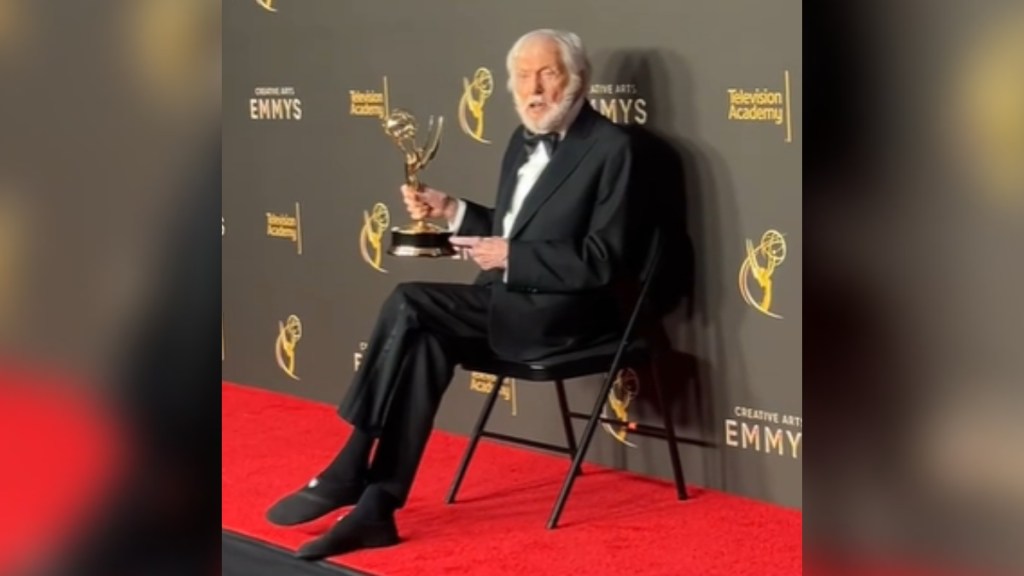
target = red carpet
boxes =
[222,381,802,576]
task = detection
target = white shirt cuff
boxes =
[448,199,467,233]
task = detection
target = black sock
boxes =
[294,486,400,559]
[319,429,374,485]
[351,486,400,522]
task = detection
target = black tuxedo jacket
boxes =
[457,102,640,361]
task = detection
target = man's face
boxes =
[513,38,572,132]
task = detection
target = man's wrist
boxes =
[442,196,458,221]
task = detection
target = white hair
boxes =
[505,29,591,94]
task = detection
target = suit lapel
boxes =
[508,104,599,238]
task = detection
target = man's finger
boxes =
[449,236,481,247]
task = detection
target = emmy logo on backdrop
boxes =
[601,368,640,447]
[275,314,302,380]
[382,107,455,257]
[254,0,277,12]
[739,229,787,319]
[458,67,494,144]
[359,202,390,273]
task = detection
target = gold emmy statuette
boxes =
[382,107,455,257]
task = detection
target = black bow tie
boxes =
[523,130,560,156]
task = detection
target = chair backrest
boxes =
[613,227,667,353]
[642,218,693,321]
[638,226,665,288]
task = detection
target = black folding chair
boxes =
[446,228,688,529]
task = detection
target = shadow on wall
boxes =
[594,49,755,497]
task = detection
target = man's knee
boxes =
[380,282,477,331]
[387,281,428,303]
[382,282,428,319]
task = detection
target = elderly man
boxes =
[267,28,639,559]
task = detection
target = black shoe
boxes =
[265,477,365,526]
[295,514,399,560]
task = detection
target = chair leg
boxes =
[546,368,620,529]
[650,356,688,500]
[554,379,578,456]
[446,375,505,504]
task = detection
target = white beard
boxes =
[514,75,582,134]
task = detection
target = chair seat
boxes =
[447,228,688,530]
[460,339,650,382]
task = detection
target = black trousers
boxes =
[337,282,491,507]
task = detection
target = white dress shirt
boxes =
[445,143,551,239]
[447,97,585,280]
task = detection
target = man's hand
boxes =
[401,185,457,221]
[450,236,508,271]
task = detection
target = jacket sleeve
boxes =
[454,199,494,236]
[505,142,634,293]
